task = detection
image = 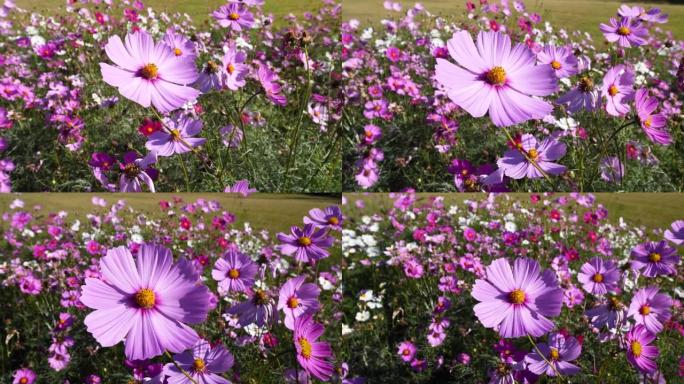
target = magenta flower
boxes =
[12,368,36,384]
[80,244,211,360]
[525,332,581,376]
[304,205,343,231]
[278,275,321,329]
[625,325,659,373]
[497,133,566,179]
[227,289,277,327]
[557,75,601,113]
[577,257,620,295]
[294,314,334,381]
[627,286,672,334]
[224,179,257,196]
[119,151,158,193]
[664,220,684,245]
[100,30,200,113]
[600,17,648,47]
[163,339,234,384]
[211,249,257,293]
[635,88,671,145]
[600,65,634,117]
[472,257,563,338]
[213,3,254,31]
[435,30,557,127]
[145,115,206,156]
[397,341,417,362]
[257,63,287,106]
[600,156,624,183]
[631,240,680,277]
[361,124,382,145]
[536,44,578,78]
[277,224,334,263]
[222,43,249,90]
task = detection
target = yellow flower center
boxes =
[134,288,155,309]
[298,336,312,359]
[20,379,28,384]
[253,289,268,305]
[618,26,631,36]
[592,273,604,283]
[550,60,561,70]
[644,116,652,128]
[140,63,159,80]
[608,296,623,310]
[192,358,206,372]
[578,76,594,92]
[328,217,339,225]
[227,63,235,74]
[287,296,299,309]
[298,236,312,246]
[639,305,651,316]
[174,48,182,56]
[229,12,240,21]
[549,348,560,361]
[485,66,507,86]
[608,85,619,96]
[509,289,526,304]
[365,130,373,138]
[170,129,182,141]
[649,252,661,262]
[631,340,642,357]
[206,60,220,74]
[228,268,240,279]
[527,148,539,160]
[402,348,410,356]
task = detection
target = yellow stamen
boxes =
[140,63,159,80]
[509,289,525,304]
[527,148,539,160]
[549,348,560,361]
[192,358,206,372]
[592,273,604,283]
[174,48,182,56]
[485,66,507,86]
[608,85,619,96]
[639,305,651,316]
[170,129,182,141]
[134,288,155,309]
[298,237,312,246]
[298,336,312,359]
[287,296,299,309]
[550,60,561,70]
[649,252,661,262]
[229,12,240,21]
[618,26,631,36]
[644,116,653,128]
[228,268,240,279]
[578,76,594,92]
[631,341,642,357]
[328,217,339,225]
[227,63,235,74]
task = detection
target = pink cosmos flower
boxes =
[536,44,578,78]
[627,286,672,334]
[222,43,249,90]
[294,314,334,381]
[227,289,277,327]
[257,63,287,106]
[600,156,624,183]
[397,341,417,362]
[12,368,36,384]
[145,115,206,156]
[163,339,234,384]
[600,65,634,117]
[277,224,334,263]
[635,88,671,145]
[119,151,158,193]
[224,179,257,196]
[577,257,620,295]
[304,205,343,231]
[277,275,321,329]
[80,244,211,360]
[525,332,581,376]
[435,30,557,127]
[557,75,601,113]
[472,258,563,338]
[211,249,257,293]
[664,220,684,245]
[585,295,627,330]
[361,124,382,145]
[631,240,679,277]
[212,3,255,31]
[162,30,196,62]
[100,30,200,113]
[497,133,566,179]
[600,17,648,47]
[625,325,659,373]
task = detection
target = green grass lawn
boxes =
[343,0,684,40]
[343,193,684,231]
[16,0,323,23]
[0,193,339,232]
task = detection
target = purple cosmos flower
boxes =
[0,107,13,129]
[227,289,277,327]
[257,63,287,106]
[195,60,223,93]
[600,156,624,183]
[162,30,196,62]
[277,275,321,329]
[435,30,557,127]
[361,124,382,145]
[557,75,601,113]
[303,205,343,231]
[12,368,36,384]
[585,295,627,330]
[213,3,255,31]
[100,30,200,113]
[119,151,158,192]
[625,325,659,373]
[397,341,417,362]
[472,257,563,338]
[497,133,566,179]
[212,249,257,293]
[222,43,249,91]
[627,286,672,335]
[355,163,379,189]
[577,257,620,295]
[294,314,334,381]
[525,332,581,376]
[89,152,115,171]
[618,5,668,24]
[536,44,578,78]
[163,339,234,384]
[145,115,206,156]
[635,88,671,145]
[363,99,390,120]
[277,224,334,263]
[386,46,401,62]
[601,65,634,117]
[664,220,684,245]
[631,240,680,277]
[224,179,257,196]
[600,17,648,48]
[80,244,211,360]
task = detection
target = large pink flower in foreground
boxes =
[80,244,210,360]
[435,30,557,127]
[472,258,563,338]
[100,30,200,113]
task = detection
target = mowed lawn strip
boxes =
[342,0,684,40]
[343,193,684,232]
[0,193,340,233]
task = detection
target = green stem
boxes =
[527,335,564,380]
[178,155,191,192]
[165,350,198,384]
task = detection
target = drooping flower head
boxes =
[435,30,557,127]
[100,30,200,113]
[472,258,563,338]
[631,240,679,277]
[211,249,258,293]
[625,325,659,373]
[80,244,211,360]
[600,17,648,47]
[497,133,566,179]
[585,295,627,330]
[257,63,287,106]
[577,257,620,295]
[536,44,578,78]
[600,65,634,117]
[664,220,684,245]
[634,88,671,145]
[118,151,158,192]
[293,314,334,381]
[277,224,334,263]
[145,114,206,156]
[557,75,601,113]
[163,339,234,384]
[304,205,343,231]
[627,286,672,334]
[525,332,581,376]
[227,288,277,327]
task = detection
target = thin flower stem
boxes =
[526,335,564,380]
[165,350,198,384]
[501,127,554,185]
[178,155,191,191]
[284,46,313,189]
